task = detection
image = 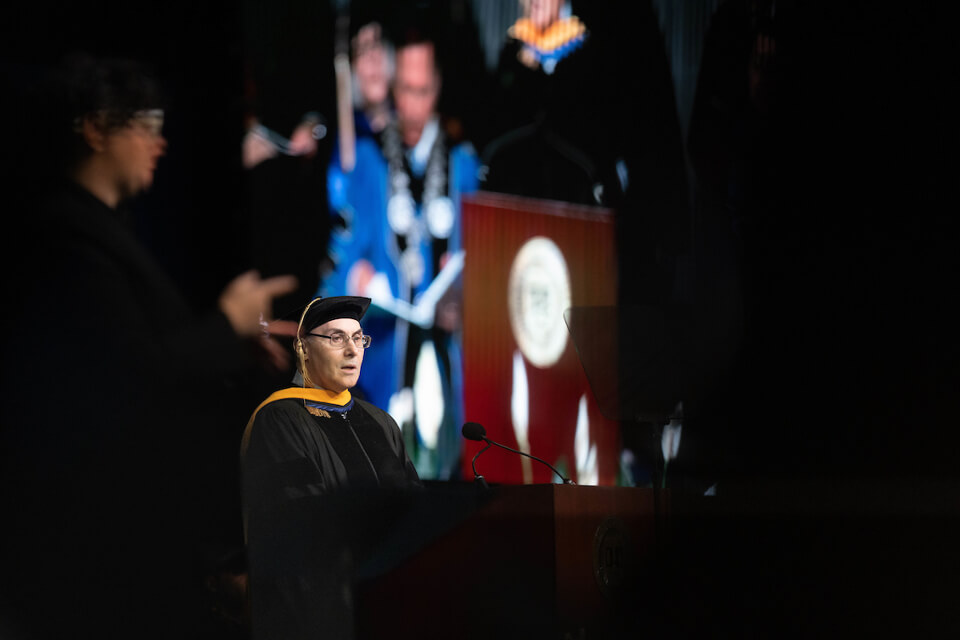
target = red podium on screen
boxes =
[460,191,620,485]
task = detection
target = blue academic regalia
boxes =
[321,133,479,478]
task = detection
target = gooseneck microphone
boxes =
[461,421,487,442]
[463,422,491,488]
[461,422,575,486]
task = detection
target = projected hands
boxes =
[346,250,465,329]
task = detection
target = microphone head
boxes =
[461,422,487,442]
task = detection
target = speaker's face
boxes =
[301,318,365,393]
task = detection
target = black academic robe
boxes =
[0,182,258,638]
[241,391,421,640]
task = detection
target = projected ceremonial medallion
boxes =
[508,236,572,368]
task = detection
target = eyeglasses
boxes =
[308,332,372,349]
[130,109,164,137]
[71,108,165,136]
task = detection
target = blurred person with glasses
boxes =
[0,52,298,639]
[241,295,421,640]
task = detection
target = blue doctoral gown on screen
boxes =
[321,133,479,478]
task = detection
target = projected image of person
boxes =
[507,0,587,76]
[481,0,609,206]
[240,295,421,640]
[324,12,396,248]
[348,19,395,146]
[320,18,480,480]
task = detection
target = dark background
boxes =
[2,0,958,634]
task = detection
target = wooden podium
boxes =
[355,483,667,639]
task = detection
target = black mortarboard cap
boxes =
[299,296,371,334]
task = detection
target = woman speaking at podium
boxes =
[241,296,421,640]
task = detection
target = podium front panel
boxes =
[356,484,661,639]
